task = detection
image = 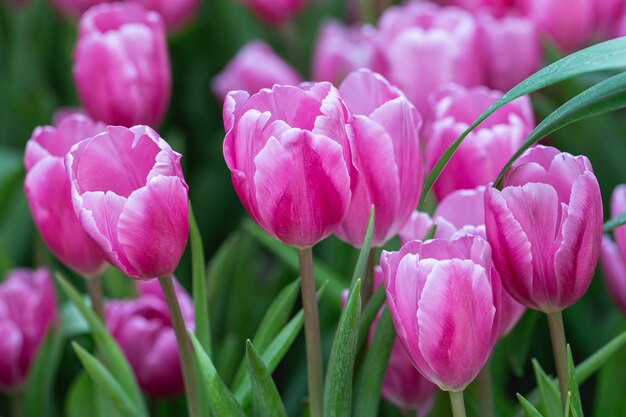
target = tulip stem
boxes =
[297,247,324,417]
[11,391,22,417]
[362,249,376,307]
[547,311,569,412]
[158,275,201,417]
[476,362,495,417]
[449,390,467,417]
[86,274,105,321]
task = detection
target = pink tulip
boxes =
[66,125,189,279]
[382,236,500,391]
[478,12,542,92]
[73,3,171,127]
[600,185,626,314]
[0,268,58,391]
[211,41,302,101]
[239,0,305,25]
[223,83,353,248]
[334,70,423,248]
[594,0,626,36]
[485,145,603,312]
[440,0,517,17]
[312,20,387,85]
[129,0,199,30]
[51,0,113,18]
[425,83,534,200]
[378,2,483,116]
[24,112,106,276]
[615,13,626,38]
[106,278,193,397]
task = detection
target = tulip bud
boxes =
[425,83,534,200]
[66,125,189,279]
[382,236,501,391]
[378,3,483,116]
[0,268,58,391]
[211,41,302,101]
[239,0,305,25]
[312,20,387,85]
[24,112,106,276]
[600,185,626,314]
[130,0,199,30]
[73,3,171,127]
[334,70,423,248]
[106,278,193,397]
[222,83,354,248]
[485,145,603,313]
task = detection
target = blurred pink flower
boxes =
[239,0,306,25]
[600,185,626,314]
[440,0,517,17]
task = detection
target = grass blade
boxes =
[246,340,288,417]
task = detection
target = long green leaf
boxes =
[604,213,626,233]
[65,372,115,417]
[207,233,240,306]
[23,329,64,417]
[531,359,561,417]
[357,285,386,350]
[55,273,147,415]
[423,37,626,197]
[190,203,212,356]
[246,340,288,417]
[353,307,395,417]
[324,279,361,417]
[72,343,144,417]
[494,71,626,187]
[517,394,546,417]
[567,346,584,417]
[350,206,375,287]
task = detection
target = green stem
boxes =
[297,248,324,417]
[11,391,22,417]
[158,275,201,417]
[476,362,495,417]
[85,274,105,321]
[449,391,467,417]
[547,311,569,412]
[362,249,376,308]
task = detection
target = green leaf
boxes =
[246,340,288,417]
[189,203,212,356]
[423,37,626,197]
[567,346,584,417]
[506,311,540,377]
[190,333,247,417]
[207,232,240,306]
[350,206,375,287]
[593,327,626,416]
[604,212,626,233]
[352,307,395,417]
[565,392,572,417]
[72,343,145,417]
[532,359,561,417]
[495,71,626,187]
[55,273,147,415]
[517,394,546,417]
[23,329,64,417]
[66,372,115,417]
[324,279,361,417]
[60,300,90,338]
[357,285,386,350]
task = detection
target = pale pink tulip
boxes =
[24,112,106,276]
[223,83,353,248]
[129,0,199,30]
[73,3,171,127]
[382,236,500,391]
[0,268,58,391]
[212,41,302,101]
[335,70,423,248]
[485,145,603,312]
[425,83,534,200]
[239,0,305,25]
[66,125,189,279]
[600,185,626,314]
[106,278,193,397]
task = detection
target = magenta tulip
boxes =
[73,3,171,127]
[129,0,199,30]
[615,13,626,38]
[0,268,58,391]
[51,0,113,18]
[600,185,626,314]
[378,2,483,116]
[440,0,517,17]
[223,83,354,248]
[485,145,603,312]
[106,278,193,397]
[312,20,386,85]
[66,125,189,279]
[212,41,302,101]
[425,83,534,200]
[334,70,423,248]
[24,112,106,276]
[382,236,500,391]
[594,0,626,36]
[239,0,305,25]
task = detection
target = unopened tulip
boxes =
[312,20,386,85]
[378,2,483,116]
[240,0,305,25]
[106,278,193,397]
[485,145,603,312]
[51,0,113,18]
[73,3,171,127]
[478,13,542,91]
[441,0,517,17]
[335,70,423,248]
[24,112,106,276]
[382,236,500,391]
[130,0,199,30]
[0,268,57,391]
[223,83,353,248]
[66,125,189,279]
[425,83,534,200]
[600,185,626,314]
[212,41,302,101]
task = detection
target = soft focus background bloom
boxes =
[600,185,626,314]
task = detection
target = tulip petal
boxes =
[0,320,24,389]
[600,236,626,313]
